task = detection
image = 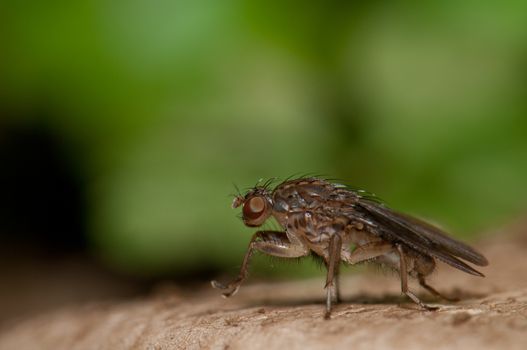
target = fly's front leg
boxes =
[396,244,438,311]
[324,234,342,319]
[211,231,309,297]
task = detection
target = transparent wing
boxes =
[356,199,488,277]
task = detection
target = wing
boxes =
[356,199,488,277]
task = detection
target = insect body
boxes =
[212,177,488,318]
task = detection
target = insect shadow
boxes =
[235,289,486,312]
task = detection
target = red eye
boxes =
[243,196,266,220]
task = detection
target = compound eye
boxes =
[243,196,266,220]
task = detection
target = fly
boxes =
[211,177,488,319]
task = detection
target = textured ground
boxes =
[1,223,526,350]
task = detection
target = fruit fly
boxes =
[211,177,488,318]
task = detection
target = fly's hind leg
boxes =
[338,241,394,306]
[342,241,394,265]
[418,274,460,302]
[211,231,309,297]
[414,254,459,302]
[396,244,438,311]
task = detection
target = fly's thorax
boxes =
[272,178,334,212]
[271,210,288,229]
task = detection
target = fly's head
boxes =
[232,187,273,227]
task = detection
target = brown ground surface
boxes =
[1,223,527,350]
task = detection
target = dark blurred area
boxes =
[0,117,85,252]
[0,115,146,323]
[1,1,527,323]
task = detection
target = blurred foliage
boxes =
[1,1,527,278]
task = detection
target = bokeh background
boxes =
[1,0,527,320]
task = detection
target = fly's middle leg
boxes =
[324,261,341,305]
[324,234,342,319]
[211,230,309,297]
[333,270,341,304]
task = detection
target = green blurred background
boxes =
[1,0,527,282]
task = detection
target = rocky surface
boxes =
[1,224,526,350]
